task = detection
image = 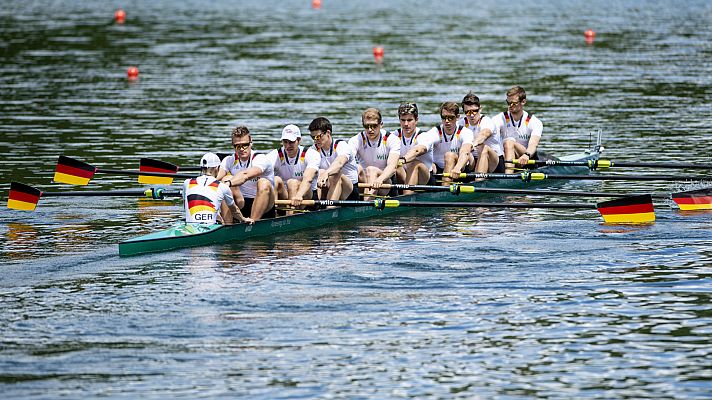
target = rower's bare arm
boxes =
[379,152,401,181]
[295,168,318,199]
[229,203,253,225]
[231,166,263,186]
[403,144,427,163]
[325,155,348,176]
[216,167,228,180]
[454,143,474,171]
[526,135,541,156]
[474,128,493,147]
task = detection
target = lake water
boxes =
[1,0,711,398]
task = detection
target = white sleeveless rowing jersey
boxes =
[428,124,475,169]
[348,129,401,170]
[459,115,502,157]
[493,110,543,147]
[220,151,275,198]
[267,145,321,191]
[183,175,234,224]
[312,139,359,184]
[390,127,438,170]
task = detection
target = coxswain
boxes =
[183,152,253,225]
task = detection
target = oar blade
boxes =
[7,182,42,211]
[139,158,178,185]
[671,188,712,211]
[596,194,655,224]
[54,156,96,185]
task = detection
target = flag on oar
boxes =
[139,158,178,185]
[671,188,712,211]
[7,182,42,211]
[54,156,97,185]
[596,194,655,223]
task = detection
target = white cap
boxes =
[281,124,301,141]
[200,152,221,168]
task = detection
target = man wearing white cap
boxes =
[266,124,321,209]
[183,153,253,225]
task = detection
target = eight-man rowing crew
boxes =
[190,86,542,225]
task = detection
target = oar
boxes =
[519,159,712,170]
[276,194,656,224]
[140,153,247,172]
[54,156,195,186]
[7,182,180,211]
[439,171,712,182]
[358,183,670,200]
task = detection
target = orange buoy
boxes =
[311,0,322,9]
[127,66,139,80]
[584,29,595,44]
[373,46,384,63]
[114,8,126,24]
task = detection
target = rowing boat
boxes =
[119,144,602,256]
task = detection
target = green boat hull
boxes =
[119,149,599,256]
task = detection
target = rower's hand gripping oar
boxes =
[440,170,712,182]
[516,159,712,170]
[6,182,180,211]
[54,156,194,185]
[276,194,656,224]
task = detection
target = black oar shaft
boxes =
[529,159,712,170]
[365,183,667,199]
[97,168,195,179]
[292,199,597,210]
[41,189,181,198]
[449,172,711,181]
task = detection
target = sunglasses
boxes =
[464,109,480,116]
[440,115,457,122]
[363,123,380,130]
[232,142,251,150]
[310,133,323,141]
[506,100,521,107]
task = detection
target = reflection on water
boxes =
[1,0,712,398]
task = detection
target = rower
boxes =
[427,101,475,184]
[391,102,439,192]
[348,107,401,198]
[183,153,253,225]
[309,117,360,200]
[492,85,544,173]
[267,124,320,209]
[459,92,505,174]
[217,125,276,220]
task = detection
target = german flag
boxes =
[7,182,42,211]
[596,194,655,224]
[187,193,215,215]
[54,156,96,185]
[139,158,178,185]
[672,188,712,211]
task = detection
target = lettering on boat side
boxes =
[332,211,338,218]
[271,219,291,228]
[245,225,253,232]
[354,206,367,214]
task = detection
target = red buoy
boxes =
[114,8,126,24]
[127,66,139,80]
[373,46,384,63]
[312,0,322,9]
[584,29,595,44]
